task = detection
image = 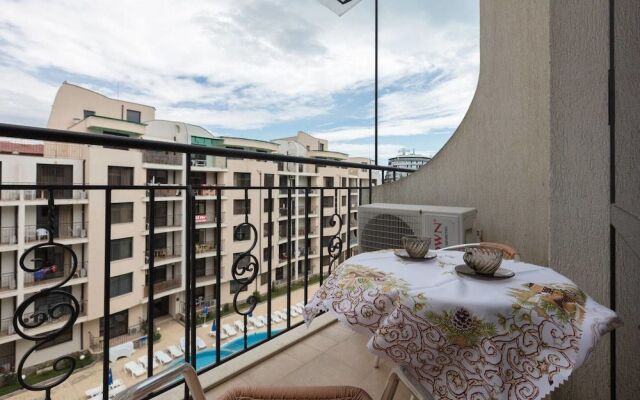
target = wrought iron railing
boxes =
[0,122,411,399]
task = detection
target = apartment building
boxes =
[0,83,372,372]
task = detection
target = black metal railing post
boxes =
[319,188,324,285]
[286,187,292,329]
[267,188,273,338]
[146,189,156,378]
[304,187,310,304]
[215,188,222,363]
[102,189,112,399]
[347,187,352,258]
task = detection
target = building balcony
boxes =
[144,276,182,297]
[144,245,182,265]
[83,115,146,135]
[1,300,87,338]
[191,156,227,170]
[23,261,88,288]
[195,212,224,227]
[0,272,16,292]
[0,226,17,246]
[142,150,183,166]
[145,214,183,231]
[24,222,88,243]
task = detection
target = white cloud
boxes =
[0,0,478,145]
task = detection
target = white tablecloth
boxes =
[304,249,620,400]
[109,341,134,362]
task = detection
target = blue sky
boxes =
[0,0,479,164]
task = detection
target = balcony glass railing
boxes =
[23,261,88,287]
[0,122,411,399]
[145,214,182,229]
[143,150,182,165]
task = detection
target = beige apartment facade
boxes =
[0,83,372,371]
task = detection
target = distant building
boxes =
[385,149,430,181]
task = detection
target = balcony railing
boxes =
[0,272,16,291]
[143,150,182,165]
[145,245,182,263]
[23,261,88,287]
[145,214,182,229]
[0,226,17,245]
[144,276,182,296]
[0,122,411,399]
[195,265,218,282]
[0,354,14,374]
[4,300,88,337]
[195,212,223,225]
[24,222,88,242]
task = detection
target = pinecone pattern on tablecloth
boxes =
[452,307,473,332]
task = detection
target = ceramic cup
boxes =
[463,247,503,275]
[401,236,431,259]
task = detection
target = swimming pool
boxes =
[173,329,282,370]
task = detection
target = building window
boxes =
[110,273,133,298]
[195,200,207,215]
[263,246,271,261]
[108,166,134,186]
[322,216,335,228]
[234,224,251,241]
[100,309,129,338]
[260,271,270,285]
[319,143,325,151]
[233,199,251,215]
[111,237,133,261]
[111,203,133,224]
[83,110,95,118]
[322,196,334,208]
[147,169,168,184]
[229,280,248,294]
[263,222,273,237]
[126,109,141,123]
[234,172,251,187]
[264,174,274,187]
[263,198,273,213]
[323,177,334,187]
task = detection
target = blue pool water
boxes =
[173,329,282,370]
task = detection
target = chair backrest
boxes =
[440,242,520,261]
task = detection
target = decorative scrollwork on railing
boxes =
[13,190,80,399]
[326,189,343,274]
[231,221,260,316]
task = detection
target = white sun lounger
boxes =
[168,345,183,358]
[222,324,237,336]
[252,316,265,328]
[293,304,304,314]
[180,336,207,351]
[154,350,172,365]
[124,361,145,377]
[274,311,285,321]
[233,320,245,333]
[138,356,159,370]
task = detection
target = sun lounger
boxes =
[272,312,283,323]
[252,316,265,328]
[154,350,172,365]
[222,323,237,336]
[168,344,183,358]
[138,356,159,370]
[180,336,207,351]
[234,320,245,332]
[124,361,145,377]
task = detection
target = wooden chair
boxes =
[440,242,520,261]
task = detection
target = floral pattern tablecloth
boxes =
[303,249,620,400]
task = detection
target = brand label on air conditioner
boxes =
[429,215,460,249]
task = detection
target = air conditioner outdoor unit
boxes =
[358,203,477,252]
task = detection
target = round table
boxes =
[304,249,619,400]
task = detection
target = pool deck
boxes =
[8,283,319,400]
